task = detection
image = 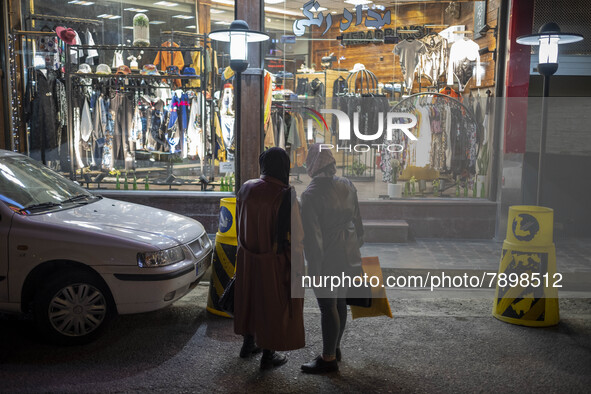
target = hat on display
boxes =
[182,67,196,76]
[224,83,233,89]
[166,65,180,75]
[116,65,131,75]
[349,63,366,72]
[55,26,77,45]
[77,63,92,74]
[96,64,111,75]
[140,64,160,75]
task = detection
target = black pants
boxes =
[316,297,347,357]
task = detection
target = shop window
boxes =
[9,0,236,192]
[263,1,498,200]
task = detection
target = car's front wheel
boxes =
[34,270,114,345]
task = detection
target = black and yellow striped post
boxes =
[207,198,237,318]
[492,206,559,327]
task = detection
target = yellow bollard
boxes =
[206,198,237,318]
[492,206,559,327]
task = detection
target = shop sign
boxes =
[341,26,433,46]
[293,0,391,37]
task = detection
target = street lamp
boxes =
[209,20,269,192]
[516,23,583,206]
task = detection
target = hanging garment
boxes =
[154,41,185,88]
[80,97,93,144]
[393,39,426,92]
[187,96,202,158]
[85,30,99,65]
[419,35,448,85]
[447,38,481,91]
[110,93,134,167]
[112,49,124,68]
[295,77,309,96]
[414,105,432,167]
[91,94,107,168]
[24,69,59,159]
[306,78,325,109]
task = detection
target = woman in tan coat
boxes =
[234,147,305,370]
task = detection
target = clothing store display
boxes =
[96,64,111,74]
[154,41,184,87]
[85,30,98,65]
[77,64,91,74]
[116,65,131,75]
[55,26,76,45]
[25,69,59,158]
[447,38,481,91]
[419,34,448,85]
[141,64,160,76]
[111,49,124,68]
[393,39,426,93]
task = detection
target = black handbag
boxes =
[219,276,235,316]
[346,286,372,308]
[345,265,372,308]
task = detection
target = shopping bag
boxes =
[350,256,393,319]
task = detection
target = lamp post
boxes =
[516,23,583,206]
[208,20,269,192]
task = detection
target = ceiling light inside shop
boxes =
[172,15,194,19]
[264,6,302,16]
[123,26,134,30]
[154,1,178,7]
[185,25,196,29]
[149,20,166,24]
[211,0,235,5]
[124,8,148,12]
[264,0,285,4]
[68,1,95,5]
[98,14,121,19]
[344,0,373,5]
[210,9,225,14]
[300,6,328,12]
[215,21,231,25]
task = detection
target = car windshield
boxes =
[0,155,96,214]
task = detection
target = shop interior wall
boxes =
[523,75,591,237]
[309,0,500,92]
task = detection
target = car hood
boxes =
[24,197,205,248]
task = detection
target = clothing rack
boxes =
[25,14,104,44]
[64,43,210,182]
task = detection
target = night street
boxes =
[1,281,590,393]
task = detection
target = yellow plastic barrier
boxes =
[207,198,237,318]
[492,206,559,327]
[218,197,236,238]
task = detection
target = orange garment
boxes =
[154,41,185,88]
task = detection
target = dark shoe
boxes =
[260,352,288,370]
[301,356,339,374]
[336,348,342,362]
[240,342,262,358]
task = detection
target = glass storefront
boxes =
[262,0,498,200]
[8,0,236,191]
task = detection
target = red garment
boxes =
[234,175,305,351]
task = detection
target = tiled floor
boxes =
[362,238,591,273]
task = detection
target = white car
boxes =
[0,150,212,344]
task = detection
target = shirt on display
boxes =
[393,39,426,93]
[447,38,481,91]
[419,34,448,85]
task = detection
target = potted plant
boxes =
[387,159,403,198]
[476,142,489,198]
[133,13,150,47]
